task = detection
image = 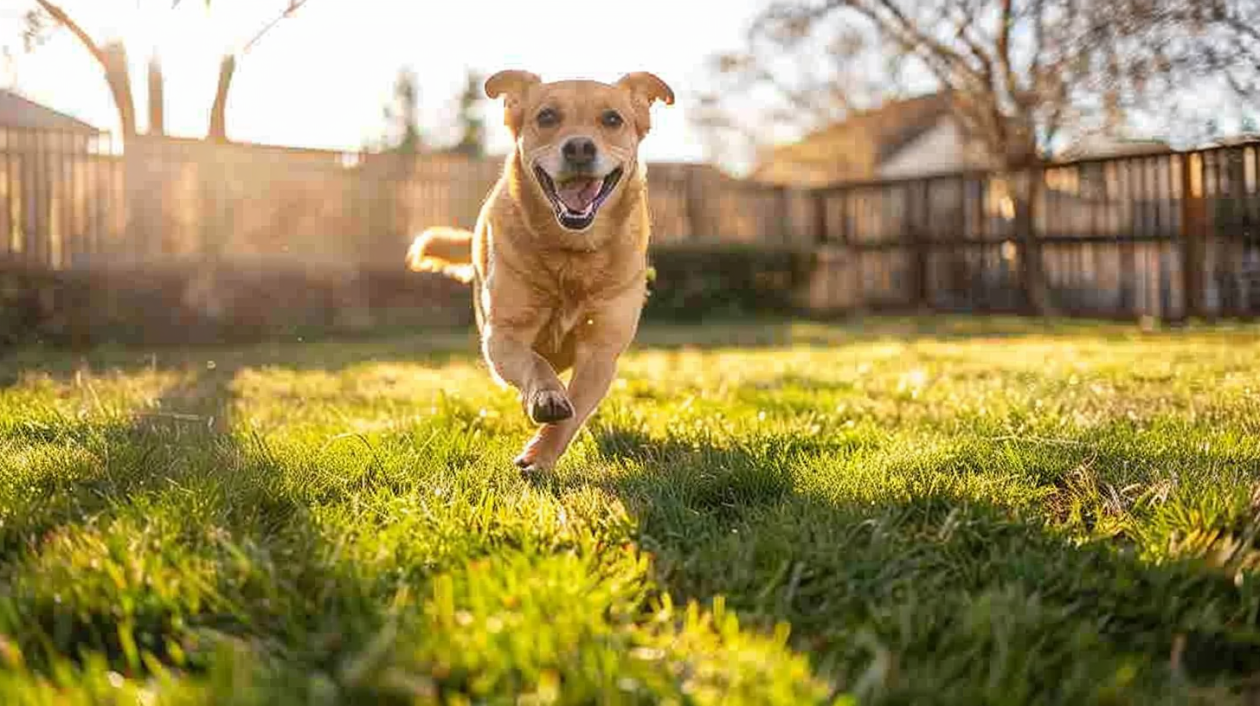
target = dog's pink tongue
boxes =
[557,178,602,212]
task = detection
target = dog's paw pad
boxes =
[528,390,574,425]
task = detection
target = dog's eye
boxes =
[536,108,560,128]
[601,110,624,129]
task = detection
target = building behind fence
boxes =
[0,127,1257,343]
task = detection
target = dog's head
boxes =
[486,70,674,232]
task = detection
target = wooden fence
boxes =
[0,130,788,271]
[804,143,1260,321]
[1,127,1257,333]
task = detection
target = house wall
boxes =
[876,119,973,179]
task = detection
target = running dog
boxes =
[406,69,674,473]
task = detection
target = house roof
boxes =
[0,90,101,133]
[750,91,958,186]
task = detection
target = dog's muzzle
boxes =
[533,164,624,231]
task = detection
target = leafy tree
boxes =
[451,69,486,157]
[1205,117,1221,141]
[381,67,424,154]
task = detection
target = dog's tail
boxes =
[406,226,475,284]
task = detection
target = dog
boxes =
[406,69,674,473]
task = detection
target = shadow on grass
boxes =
[0,361,398,689]
[0,328,482,389]
[572,423,1260,704]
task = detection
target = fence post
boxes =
[123,136,165,268]
[775,185,790,244]
[812,191,828,245]
[842,190,865,313]
[952,176,971,311]
[0,129,9,262]
[1225,147,1250,320]
[30,130,45,266]
[909,180,931,310]
[684,166,705,240]
[1180,152,1206,321]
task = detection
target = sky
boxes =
[3,0,1252,165]
[1,0,768,161]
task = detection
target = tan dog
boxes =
[406,70,674,473]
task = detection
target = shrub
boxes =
[644,240,817,322]
[0,265,472,348]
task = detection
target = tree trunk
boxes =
[208,55,237,143]
[995,119,1055,317]
[33,3,136,139]
[102,42,137,138]
[147,56,165,135]
[1008,170,1055,316]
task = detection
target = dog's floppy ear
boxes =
[616,72,675,137]
[485,70,542,133]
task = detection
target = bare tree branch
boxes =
[995,0,1022,110]
[706,0,1260,170]
[33,0,101,65]
[33,0,137,137]
[208,54,235,142]
[24,0,316,142]
[203,0,312,142]
[241,0,310,55]
[148,54,164,134]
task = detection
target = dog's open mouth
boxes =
[534,166,623,231]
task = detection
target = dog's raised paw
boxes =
[527,389,574,425]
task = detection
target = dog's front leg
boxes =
[513,345,620,473]
[514,290,642,473]
[483,324,574,425]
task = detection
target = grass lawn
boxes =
[1,316,1259,705]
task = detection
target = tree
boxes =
[1204,117,1221,141]
[381,67,424,154]
[708,0,1259,170]
[692,22,892,172]
[451,69,487,157]
[19,0,312,141]
[21,3,138,137]
[700,0,1260,314]
[207,55,235,143]
[147,54,164,136]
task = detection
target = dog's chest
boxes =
[549,303,586,350]
[546,255,606,340]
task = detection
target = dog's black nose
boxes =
[562,137,597,167]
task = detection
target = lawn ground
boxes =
[1,317,1259,705]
